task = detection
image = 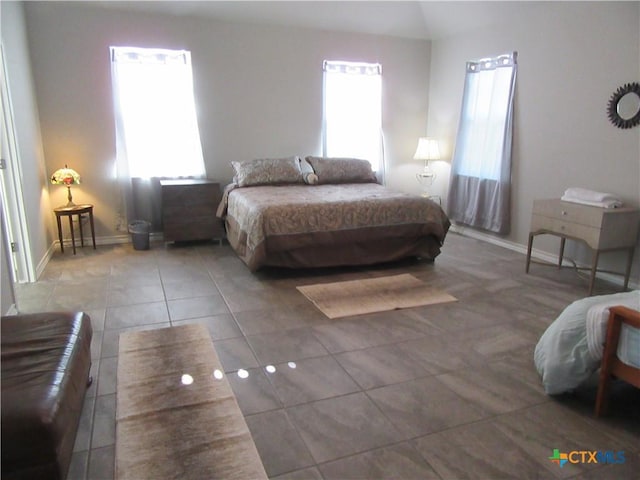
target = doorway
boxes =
[0,42,36,284]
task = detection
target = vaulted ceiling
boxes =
[95,1,542,40]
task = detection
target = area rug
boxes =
[296,273,457,319]
[115,323,267,480]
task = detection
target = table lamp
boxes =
[50,165,81,207]
[414,137,440,196]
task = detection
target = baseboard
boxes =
[449,224,639,290]
[3,303,18,315]
[52,231,165,249]
[35,244,55,280]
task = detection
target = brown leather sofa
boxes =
[1,311,93,480]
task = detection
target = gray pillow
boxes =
[232,156,304,187]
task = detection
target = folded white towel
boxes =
[561,187,623,208]
[560,196,623,208]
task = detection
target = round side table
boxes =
[54,204,96,254]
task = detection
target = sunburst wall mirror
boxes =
[607,82,640,129]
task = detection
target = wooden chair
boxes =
[594,305,640,416]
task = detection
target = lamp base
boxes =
[416,171,435,196]
[416,171,435,183]
[65,186,76,207]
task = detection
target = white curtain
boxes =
[110,47,206,231]
[448,52,517,234]
[323,61,383,178]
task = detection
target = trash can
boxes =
[128,220,151,251]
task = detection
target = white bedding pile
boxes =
[586,299,640,368]
[560,187,623,208]
[534,290,640,395]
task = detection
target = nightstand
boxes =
[525,198,639,295]
[54,204,96,254]
[160,179,224,243]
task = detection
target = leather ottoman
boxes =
[1,311,93,480]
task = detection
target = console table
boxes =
[526,199,639,295]
[160,179,224,243]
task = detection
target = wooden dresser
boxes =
[160,179,225,243]
[526,198,639,294]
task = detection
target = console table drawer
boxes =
[533,199,604,227]
[531,214,601,248]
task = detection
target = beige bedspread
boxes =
[222,183,450,270]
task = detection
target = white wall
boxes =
[23,1,431,244]
[427,1,640,282]
[15,1,640,287]
[1,1,53,279]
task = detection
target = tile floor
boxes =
[14,232,639,480]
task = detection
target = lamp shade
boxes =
[413,137,440,161]
[50,165,81,186]
[51,165,81,207]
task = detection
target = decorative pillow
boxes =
[298,158,319,184]
[303,172,319,185]
[299,157,314,175]
[305,156,376,184]
[231,156,303,187]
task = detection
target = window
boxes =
[448,52,517,234]
[110,46,206,178]
[454,56,515,180]
[323,61,382,172]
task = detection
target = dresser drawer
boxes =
[162,205,217,219]
[160,179,224,243]
[163,218,224,242]
[161,184,220,207]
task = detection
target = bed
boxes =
[217,156,450,271]
[534,290,640,395]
